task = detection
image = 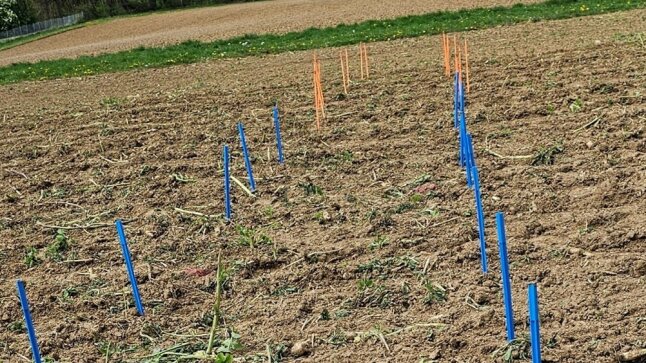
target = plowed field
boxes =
[0,8,644,363]
[0,0,541,66]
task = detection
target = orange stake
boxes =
[457,41,462,78]
[464,39,470,93]
[317,59,325,119]
[441,34,446,76]
[312,53,319,111]
[340,51,348,94]
[442,33,450,76]
[313,53,322,130]
[312,53,325,130]
[447,36,452,76]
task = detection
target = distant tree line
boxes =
[1,0,258,29]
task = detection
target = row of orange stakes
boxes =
[312,53,325,130]
[442,33,470,93]
[313,43,370,130]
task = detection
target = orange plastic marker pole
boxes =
[313,56,317,109]
[314,83,320,129]
[317,60,325,118]
[447,35,452,76]
[458,42,462,78]
[316,60,320,106]
[314,54,320,104]
[313,57,320,130]
[316,57,320,105]
[446,36,452,76]
[442,34,446,75]
[464,39,470,93]
[315,99,321,130]
[443,34,449,76]
[314,53,323,129]
[340,51,348,94]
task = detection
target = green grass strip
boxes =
[0,0,643,84]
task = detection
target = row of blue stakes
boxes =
[14,104,287,362]
[224,103,285,220]
[454,72,542,362]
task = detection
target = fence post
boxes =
[0,12,84,40]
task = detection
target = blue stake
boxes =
[496,212,515,341]
[237,122,256,192]
[272,104,285,164]
[528,283,542,363]
[223,145,232,221]
[472,166,488,273]
[115,220,145,316]
[466,133,475,189]
[459,115,464,167]
[459,110,467,168]
[457,76,469,169]
[16,280,42,363]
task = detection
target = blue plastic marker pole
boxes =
[496,212,515,341]
[459,113,464,167]
[456,83,462,166]
[272,104,285,164]
[458,75,469,169]
[115,220,145,316]
[459,111,468,168]
[237,122,256,192]
[469,134,477,188]
[16,280,42,363]
[465,133,473,188]
[223,145,232,221]
[529,283,542,363]
[472,166,488,273]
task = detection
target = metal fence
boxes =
[0,12,84,40]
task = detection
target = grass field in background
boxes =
[0,0,643,84]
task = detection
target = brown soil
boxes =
[1,9,645,363]
[0,0,542,66]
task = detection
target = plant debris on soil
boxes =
[0,8,644,363]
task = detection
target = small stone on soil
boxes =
[290,341,311,357]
